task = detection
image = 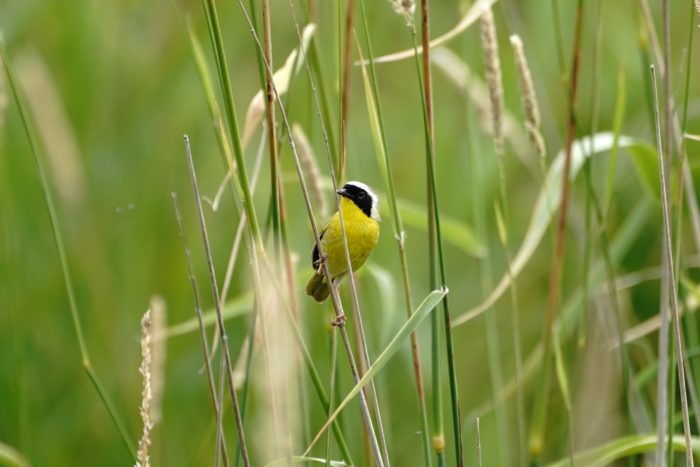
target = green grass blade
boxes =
[546,434,700,467]
[363,0,497,65]
[0,35,137,462]
[264,456,349,466]
[0,442,29,467]
[201,0,262,247]
[240,24,316,149]
[304,288,448,453]
[453,133,656,327]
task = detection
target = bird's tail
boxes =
[305,271,330,302]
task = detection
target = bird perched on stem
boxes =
[305,181,380,302]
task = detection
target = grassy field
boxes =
[2,0,700,465]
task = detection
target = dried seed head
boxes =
[480,9,504,157]
[148,296,166,424]
[510,34,546,158]
[292,124,327,218]
[525,122,546,159]
[137,309,153,467]
[389,0,415,25]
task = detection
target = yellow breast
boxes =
[321,197,380,279]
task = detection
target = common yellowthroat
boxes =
[305,181,380,302]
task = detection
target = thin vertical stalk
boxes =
[651,65,695,467]
[325,328,339,466]
[404,23,444,467]
[0,39,137,462]
[679,0,700,426]
[531,0,584,461]
[475,418,482,467]
[202,0,262,248]
[261,0,281,241]
[171,193,230,467]
[324,11,393,457]
[661,0,673,169]
[297,5,393,465]
[288,5,390,462]
[640,0,700,254]
[230,2,386,463]
[417,0,463,464]
[356,4,432,465]
[338,0,356,182]
[183,135,250,466]
[234,303,257,467]
[481,10,514,464]
[218,351,228,467]
[258,0,286,452]
[550,0,566,81]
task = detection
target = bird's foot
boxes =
[313,253,328,271]
[331,314,346,327]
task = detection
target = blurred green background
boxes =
[2,0,700,465]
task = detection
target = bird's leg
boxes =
[313,252,328,271]
[331,313,346,327]
[330,278,346,327]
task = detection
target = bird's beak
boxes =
[336,187,347,196]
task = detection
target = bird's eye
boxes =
[358,192,365,199]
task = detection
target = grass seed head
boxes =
[293,123,327,218]
[389,0,415,25]
[480,9,504,158]
[137,309,153,467]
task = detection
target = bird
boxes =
[305,181,381,302]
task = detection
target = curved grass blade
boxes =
[546,435,700,467]
[358,0,497,65]
[264,456,349,466]
[303,288,448,455]
[241,24,316,150]
[453,132,655,328]
[0,442,29,467]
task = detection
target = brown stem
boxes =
[339,0,356,183]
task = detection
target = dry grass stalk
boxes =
[431,48,533,167]
[651,64,695,467]
[292,123,327,218]
[136,309,153,467]
[475,417,482,467]
[480,8,504,157]
[251,260,301,462]
[148,296,166,424]
[509,34,546,159]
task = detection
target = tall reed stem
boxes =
[651,65,695,467]
[230,2,387,463]
[183,136,250,466]
[356,3,432,465]
[171,193,230,467]
[416,0,463,464]
[530,0,584,460]
[338,0,356,183]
